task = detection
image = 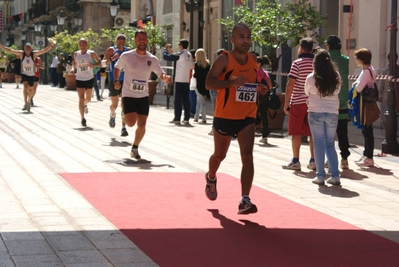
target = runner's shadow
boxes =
[257,143,278,148]
[103,158,174,169]
[105,138,131,147]
[208,209,267,230]
[73,127,94,131]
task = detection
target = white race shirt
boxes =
[114,49,164,98]
[21,53,35,76]
[75,50,94,81]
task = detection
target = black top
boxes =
[193,63,210,97]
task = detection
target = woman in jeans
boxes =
[304,49,341,185]
[193,48,210,123]
[352,48,380,167]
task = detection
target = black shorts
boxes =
[0,68,5,72]
[34,77,39,82]
[213,117,256,138]
[108,81,123,97]
[14,68,21,75]
[76,79,94,89]
[21,75,35,87]
[122,96,149,116]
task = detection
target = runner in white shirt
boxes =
[70,38,101,127]
[114,30,172,159]
[0,41,55,112]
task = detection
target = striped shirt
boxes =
[288,53,314,105]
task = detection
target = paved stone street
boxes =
[0,83,398,266]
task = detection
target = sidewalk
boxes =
[0,83,398,266]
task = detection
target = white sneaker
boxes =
[307,161,316,170]
[259,137,268,144]
[355,155,366,163]
[282,161,301,171]
[356,157,374,167]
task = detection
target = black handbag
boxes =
[267,86,281,110]
[362,68,379,102]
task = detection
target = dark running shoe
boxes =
[121,127,129,137]
[238,196,258,215]
[130,148,141,159]
[205,172,217,201]
[109,115,116,128]
[81,118,87,127]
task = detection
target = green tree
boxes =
[218,0,326,74]
[100,22,170,55]
[52,28,101,56]
[3,45,19,62]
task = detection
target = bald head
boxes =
[232,23,250,36]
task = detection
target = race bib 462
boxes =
[235,83,257,103]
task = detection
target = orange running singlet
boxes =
[214,51,258,120]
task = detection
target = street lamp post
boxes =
[382,0,399,154]
[34,20,57,85]
[34,21,49,84]
[57,10,83,34]
[109,0,119,27]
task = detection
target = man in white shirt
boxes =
[163,39,193,125]
[50,52,59,86]
[114,30,172,159]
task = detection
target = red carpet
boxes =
[61,172,399,267]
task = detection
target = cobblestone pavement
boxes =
[0,83,398,266]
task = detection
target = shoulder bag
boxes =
[362,68,379,102]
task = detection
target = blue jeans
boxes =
[308,112,340,180]
[173,82,190,121]
[189,89,197,115]
[209,90,218,108]
[195,88,206,121]
[51,68,58,86]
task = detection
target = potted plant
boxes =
[4,45,18,83]
[52,29,101,90]
[101,22,169,104]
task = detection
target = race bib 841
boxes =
[235,83,257,103]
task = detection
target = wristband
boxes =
[114,80,120,84]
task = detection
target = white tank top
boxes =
[21,53,35,76]
[75,50,94,81]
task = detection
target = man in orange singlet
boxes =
[204,23,268,215]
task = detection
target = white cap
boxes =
[115,34,126,43]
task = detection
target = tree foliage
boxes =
[52,28,101,56]
[218,0,326,72]
[101,22,170,54]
